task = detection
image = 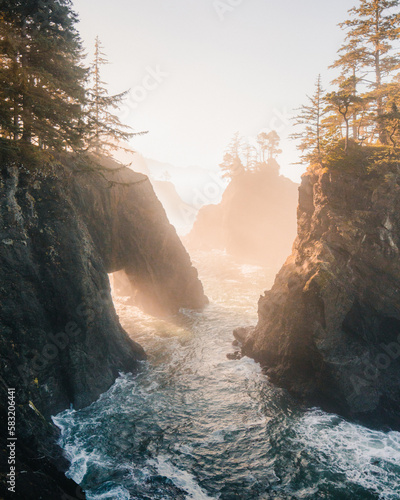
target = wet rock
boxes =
[233,326,253,344]
[241,160,400,429]
[0,156,207,497]
[226,351,242,360]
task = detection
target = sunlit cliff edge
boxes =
[0,155,207,499]
[236,148,400,430]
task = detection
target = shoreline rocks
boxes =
[239,159,400,430]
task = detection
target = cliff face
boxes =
[187,162,298,268]
[150,179,188,235]
[71,159,207,316]
[0,157,207,498]
[239,159,400,429]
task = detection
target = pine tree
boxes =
[265,130,282,160]
[256,132,269,163]
[219,132,245,179]
[325,84,362,152]
[330,41,367,140]
[85,37,139,156]
[0,0,87,151]
[291,75,326,163]
[337,0,400,143]
[243,141,257,171]
[378,101,400,147]
[325,78,364,152]
[256,131,282,163]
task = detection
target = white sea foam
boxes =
[206,428,227,443]
[86,485,130,500]
[173,442,195,455]
[222,355,263,375]
[239,263,263,276]
[148,455,216,499]
[294,409,400,499]
[53,250,400,499]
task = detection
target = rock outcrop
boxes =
[0,155,207,498]
[71,158,207,316]
[238,155,400,429]
[187,161,298,268]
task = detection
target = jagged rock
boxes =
[0,156,207,498]
[70,158,207,316]
[241,159,400,429]
[226,351,242,360]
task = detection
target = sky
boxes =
[73,0,356,182]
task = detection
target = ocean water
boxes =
[53,250,400,500]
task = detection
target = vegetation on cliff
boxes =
[234,0,400,430]
[0,0,141,166]
[219,130,282,179]
[293,0,400,163]
[238,153,400,429]
[0,2,206,497]
[187,158,298,268]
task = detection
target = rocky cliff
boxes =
[237,152,400,429]
[187,161,298,268]
[0,154,207,498]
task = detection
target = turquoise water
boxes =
[54,251,400,500]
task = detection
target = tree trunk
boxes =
[374,8,387,144]
[12,59,19,141]
[352,67,358,140]
[20,19,31,143]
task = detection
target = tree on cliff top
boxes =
[0,0,87,151]
[291,75,326,163]
[85,37,143,156]
[325,81,364,152]
[219,132,245,178]
[334,0,400,144]
[293,1,400,163]
[256,130,282,162]
[219,131,283,178]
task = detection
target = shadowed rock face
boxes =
[239,162,400,429]
[187,161,299,269]
[0,157,207,499]
[71,160,207,316]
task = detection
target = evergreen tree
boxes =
[265,130,282,160]
[325,74,366,153]
[256,131,282,163]
[291,75,326,163]
[243,141,257,171]
[0,0,87,150]
[330,42,367,140]
[256,132,269,163]
[85,37,138,156]
[378,101,400,147]
[337,0,400,143]
[325,86,357,152]
[219,132,245,178]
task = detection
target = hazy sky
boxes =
[73,0,355,181]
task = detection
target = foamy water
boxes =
[53,250,400,499]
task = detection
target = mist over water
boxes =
[54,251,400,500]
